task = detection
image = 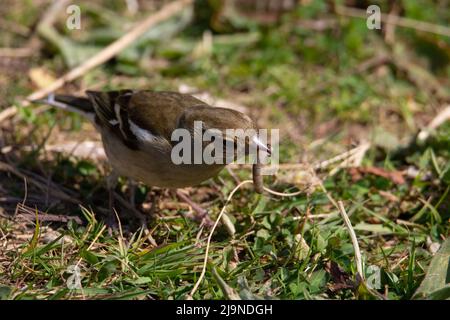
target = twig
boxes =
[384,3,400,44]
[296,18,338,31]
[337,201,364,279]
[263,187,303,197]
[317,181,339,209]
[329,142,371,176]
[355,54,390,73]
[315,179,364,281]
[335,5,450,37]
[417,105,450,142]
[14,201,83,223]
[0,0,193,123]
[314,141,371,171]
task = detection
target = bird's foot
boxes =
[105,211,119,235]
[127,179,138,207]
[175,189,214,227]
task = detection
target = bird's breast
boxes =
[100,130,224,188]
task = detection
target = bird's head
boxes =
[181,106,271,164]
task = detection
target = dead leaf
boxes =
[325,261,355,292]
[293,234,310,261]
[29,67,56,89]
[349,167,405,184]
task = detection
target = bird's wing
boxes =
[86,89,140,149]
[125,91,208,142]
[86,90,133,128]
[87,90,208,149]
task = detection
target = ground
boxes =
[0,0,449,300]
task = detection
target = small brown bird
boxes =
[36,90,270,225]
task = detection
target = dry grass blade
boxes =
[188,180,309,298]
[188,180,253,298]
[417,105,450,142]
[0,107,19,124]
[337,201,363,279]
[15,203,83,224]
[315,142,371,171]
[316,179,364,281]
[0,0,194,123]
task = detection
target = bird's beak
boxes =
[252,136,271,156]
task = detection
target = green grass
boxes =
[0,0,449,300]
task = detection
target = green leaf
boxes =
[0,286,12,300]
[97,261,117,282]
[413,238,450,299]
[80,249,100,265]
[256,229,270,240]
[211,266,241,300]
[354,223,393,234]
[106,289,156,300]
[427,286,450,300]
[126,277,153,285]
[308,270,327,292]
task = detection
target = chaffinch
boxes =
[35,90,270,223]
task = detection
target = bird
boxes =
[34,90,270,226]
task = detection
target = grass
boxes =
[0,0,449,300]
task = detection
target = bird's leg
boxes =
[106,172,147,227]
[128,179,137,207]
[175,189,214,227]
[106,170,120,229]
[148,189,158,217]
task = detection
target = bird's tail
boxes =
[33,94,96,122]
